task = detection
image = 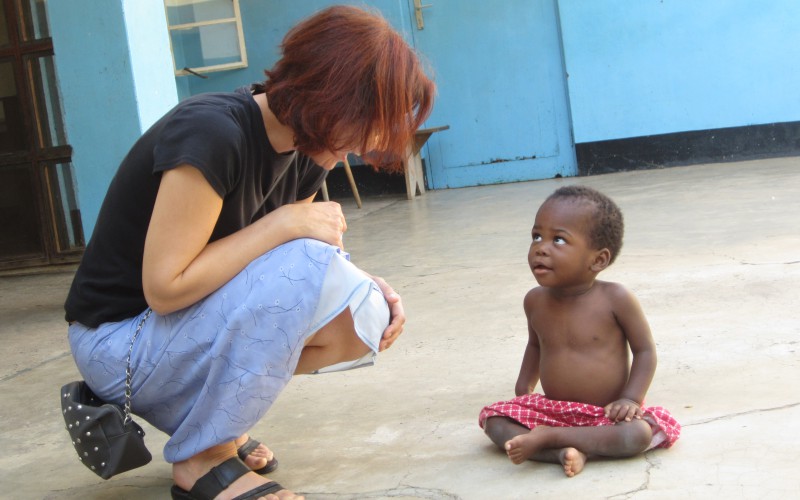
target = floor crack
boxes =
[303,485,462,499]
[0,351,72,382]
[684,401,800,426]
[741,260,800,265]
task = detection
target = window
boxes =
[0,0,83,269]
[164,0,247,76]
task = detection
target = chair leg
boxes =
[320,179,330,201]
[403,145,425,200]
[342,157,362,208]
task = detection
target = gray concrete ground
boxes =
[1,157,799,499]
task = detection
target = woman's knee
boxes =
[296,308,371,373]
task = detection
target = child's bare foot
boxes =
[504,427,547,464]
[558,447,586,477]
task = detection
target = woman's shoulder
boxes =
[171,92,252,127]
[153,91,258,153]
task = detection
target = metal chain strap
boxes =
[124,309,152,424]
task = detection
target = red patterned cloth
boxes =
[479,393,681,449]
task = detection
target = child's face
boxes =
[528,198,600,288]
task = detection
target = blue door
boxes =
[406,0,577,188]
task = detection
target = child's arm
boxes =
[515,290,541,397]
[605,284,657,422]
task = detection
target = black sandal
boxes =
[237,437,279,475]
[171,457,285,500]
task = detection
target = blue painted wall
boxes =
[49,0,177,238]
[558,0,800,143]
[177,0,413,99]
[48,0,800,237]
[185,0,800,146]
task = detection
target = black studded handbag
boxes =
[60,310,153,479]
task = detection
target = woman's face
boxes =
[308,129,378,170]
[310,148,351,170]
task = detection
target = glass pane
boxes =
[45,162,83,251]
[166,0,235,25]
[0,2,10,46]
[18,0,49,41]
[25,54,67,147]
[0,60,28,153]
[171,22,242,69]
[0,164,44,259]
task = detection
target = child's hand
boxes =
[604,398,643,422]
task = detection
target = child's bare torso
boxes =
[528,281,630,407]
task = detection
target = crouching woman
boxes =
[64,6,434,499]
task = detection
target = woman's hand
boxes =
[604,398,643,422]
[274,200,347,249]
[143,169,347,315]
[369,275,405,351]
[282,197,407,349]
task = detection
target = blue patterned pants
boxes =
[68,239,388,462]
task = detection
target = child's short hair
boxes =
[547,186,624,264]
[263,5,435,172]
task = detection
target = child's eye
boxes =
[532,234,542,242]
[554,236,566,245]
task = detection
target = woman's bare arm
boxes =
[142,165,345,315]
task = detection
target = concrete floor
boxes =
[1,157,798,499]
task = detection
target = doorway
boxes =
[408,0,577,188]
[271,1,576,191]
[0,0,83,271]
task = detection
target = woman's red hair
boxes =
[263,5,435,172]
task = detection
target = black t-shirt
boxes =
[65,86,327,328]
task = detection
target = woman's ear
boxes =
[590,248,611,272]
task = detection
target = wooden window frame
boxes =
[164,0,248,76]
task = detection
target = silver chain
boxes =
[124,309,152,425]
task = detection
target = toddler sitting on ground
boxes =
[479,185,680,477]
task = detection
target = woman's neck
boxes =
[253,93,296,154]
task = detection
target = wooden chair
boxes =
[404,125,450,199]
[320,125,448,204]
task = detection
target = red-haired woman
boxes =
[64,6,434,499]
